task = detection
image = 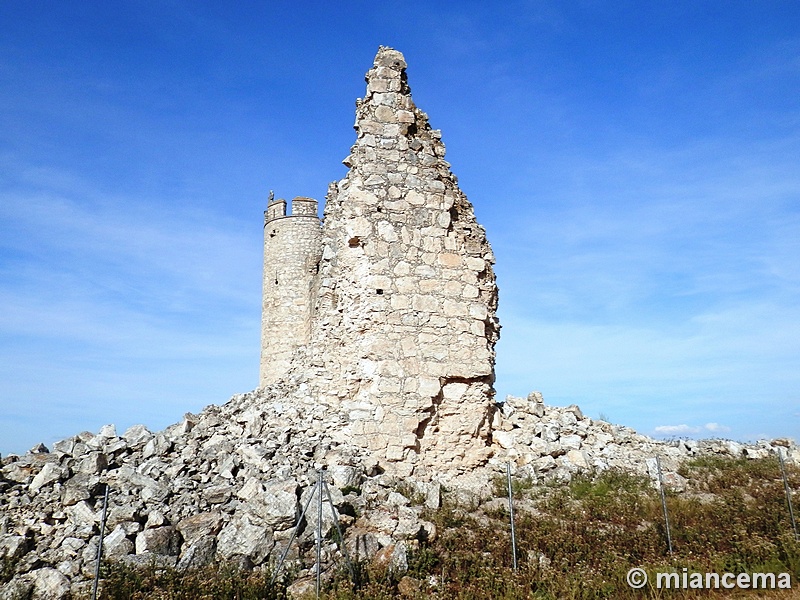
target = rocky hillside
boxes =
[1,387,795,599]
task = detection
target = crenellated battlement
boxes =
[290,196,318,217]
[265,197,286,222]
[265,196,318,224]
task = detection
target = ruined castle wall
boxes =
[297,48,501,475]
[260,198,322,386]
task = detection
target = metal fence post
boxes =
[91,484,109,600]
[322,478,355,580]
[270,477,319,586]
[778,448,799,540]
[655,456,673,555]
[506,462,518,572]
[315,469,323,599]
[270,469,356,591]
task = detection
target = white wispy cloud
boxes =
[654,424,701,435]
[704,423,731,433]
[652,422,732,437]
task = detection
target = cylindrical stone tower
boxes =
[260,196,322,387]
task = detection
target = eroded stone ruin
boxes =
[260,47,499,475]
[1,47,796,599]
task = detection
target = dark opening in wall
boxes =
[376,289,384,295]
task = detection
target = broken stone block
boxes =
[565,450,589,469]
[103,525,134,558]
[0,535,31,561]
[0,576,33,600]
[122,424,152,448]
[176,536,216,571]
[329,465,362,490]
[29,463,63,493]
[61,473,101,507]
[373,541,408,574]
[75,452,107,475]
[216,517,272,564]
[135,526,181,556]
[29,567,71,600]
[176,512,222,546]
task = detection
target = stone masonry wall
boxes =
[281,47,501,476]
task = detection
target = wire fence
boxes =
[84,450,798,596]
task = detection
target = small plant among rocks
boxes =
[97,561,290,600]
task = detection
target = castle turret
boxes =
[260,196,322,386]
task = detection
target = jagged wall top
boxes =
[282,46,500,476]
[341,47,451,194]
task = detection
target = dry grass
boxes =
[98,456,800,599]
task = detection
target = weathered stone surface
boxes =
[29,567,71,600]
[75,452,108,475]
[176,536,216,571]
[176,512,222,546]
[1,463,33,484]
[117,553,177,570]
[253,479,299,529]
[373,542,408,573]
[0,535,31,561]
[287,578,316,599]
[103,525,134,558]
[566,450,589,469]
[259,46,499,474]
[0,577,33,600]
[0,383,794,592]
[216,517,272,563]
[329,465,362,490]
[122,425,152,448]
[135,527,181,556]
[61,473,100,506]
[398,575,422,597]
[29,463,62,493]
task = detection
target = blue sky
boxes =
[1,1,799,454]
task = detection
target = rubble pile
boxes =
[1,387,794,599]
